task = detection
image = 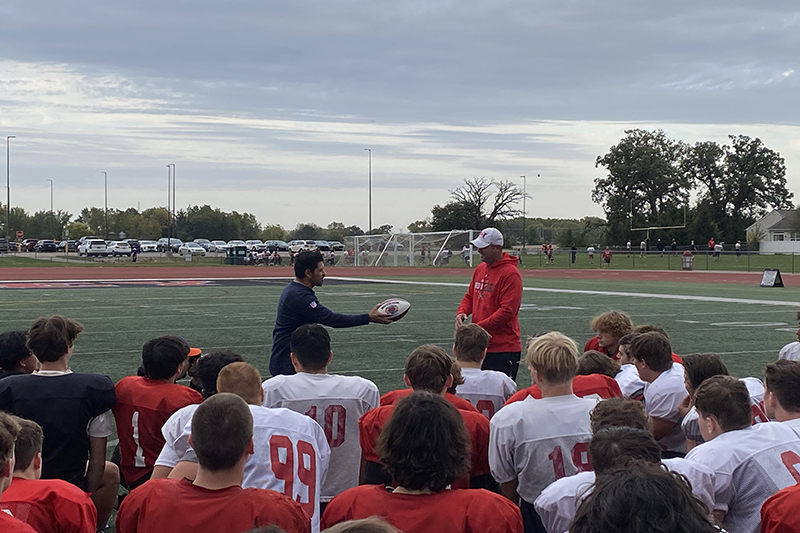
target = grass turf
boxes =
[2,275,798,393]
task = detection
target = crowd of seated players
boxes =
[2,310,800,533]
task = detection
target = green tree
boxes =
[594,130,691,244]
[261,224,287,241]
[65,221,92,240]
[289,223,323,240]
[325,222,347,242]
[406,218,432,233]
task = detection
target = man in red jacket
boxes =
[456,228,523,379]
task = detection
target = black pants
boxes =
[521,499,548,533]
[482,351,521,380]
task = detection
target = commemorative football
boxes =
[376,298,411,321]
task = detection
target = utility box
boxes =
[225,245,247,265]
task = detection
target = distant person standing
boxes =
[735,240,742,261]
[640,239,647,257]
[626,240,631,256]
[456,228,523,379]
[657,239,665,256]
[708,237,715,254]
[587,245,595,264]
[690,240,696,252]
[670,238,677,254]
[270,251,392,376]
[602,246,612,268]
[571,245,577,264]
[714,242,723,261]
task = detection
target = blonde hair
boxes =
[590,311,633,340]
[525,331,579,384]
[216,362,262,405]
[322,517,401,533]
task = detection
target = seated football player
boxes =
[323,392,522,533]
[577,350,620,379]
[359,345,492,489]
[764,359,800,433]
[113,336,203,489]
[489,331,599,533]
[0,413,37,533]
[534,397,715,533]
[685,375,800,532]
[116,393,311,533]
[679,352,767,451]
[762,483,800,533]
[583,310,632,359]
[165,362,330,532]
[0,316,118,530]
[262,324,379,508]
[505,337,622,404]
[0,417,96,533]
[614,333,646,400]
[570,461,718,533]
[0,330,39,378]
[451,324,517,419]
[628,331,687,456]
[632,324,683,364]
[152,350,244,479]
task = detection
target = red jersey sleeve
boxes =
[358,407,393,463]
[446,393,481,414]
[504,386,541,406]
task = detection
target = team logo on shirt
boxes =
[310,301,318,308]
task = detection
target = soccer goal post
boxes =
[341,230,478,267]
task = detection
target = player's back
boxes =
[490,394,597,504]
[503,374,620,406]
[262,373,378,501]
[113,376,202,484]
[686,422,800,533]
[455,367,516,419]
[0,478,96,533]
[380,388,480,413]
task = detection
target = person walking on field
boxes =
[602,246,612,268]
[456,228,523,380]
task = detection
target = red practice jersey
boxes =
[583,337,682,364]
[0,511,38,533]
[505,374,622,406]
[322,485,522,533]
[379,388,480,414]
[115,478,310,533]
[359,404,490,488]
[762,484,800,533]
[112,376,202,484]
[0,477,96,533]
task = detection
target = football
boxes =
[376,298,411,321]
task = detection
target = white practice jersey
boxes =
[262,372,379,502]
[534,458,715,533]
[455,367,517,419]
[615,364,646,398]
[643,363,688,453]
[159,404,330,533]
[489,394,598,504]
[779,341,800,361]
[155,403,200,468]
[682,377,768,443]
[685,422,800,533]
[782,418,800,436]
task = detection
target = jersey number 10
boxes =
[305,405,347,448]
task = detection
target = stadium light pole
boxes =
[519,175,526,250]
[364,149,372,233]
[6,136,15,243]
[169,163,176,239]
[47,179,53,238]
[102,172,108,240]
[166,165,171,244]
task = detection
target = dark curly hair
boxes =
[377,392,470,492]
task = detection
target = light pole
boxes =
[6,136,15,242]
[166,165,172,244]
[519,175,526,249]
[364,148,371,233]
[102,172,108,240]
[47,179,53,238]
[169,163,176,239]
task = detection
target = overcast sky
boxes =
[0,0,798,233]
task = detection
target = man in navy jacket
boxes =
[270,251,392,376]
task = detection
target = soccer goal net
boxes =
[337,230,479,267]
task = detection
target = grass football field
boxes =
[2,274,799,393]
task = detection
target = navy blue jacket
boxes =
[270,280,369,376]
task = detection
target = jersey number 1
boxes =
[131,411,146,467]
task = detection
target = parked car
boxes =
[209,240,228,252]
[193,239,211,251]
[108,241,132,256]
[124,239,141,253]
[34,240,57,252]
[178,242,206,256]
[78,239,109,257]
[78,236,100,245]
[156,238,184,253]
[57,240,78,252]
[21,239,38,252]
[288,240,318,252]
[328,240,344,252]
[228,240,247,249]
[315,240,332,252]
[0,238,7,253]
[265,240,289,252]
[245,239,266,251]
[139,240,158,252]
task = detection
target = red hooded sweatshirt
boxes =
[457,252,522,352]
